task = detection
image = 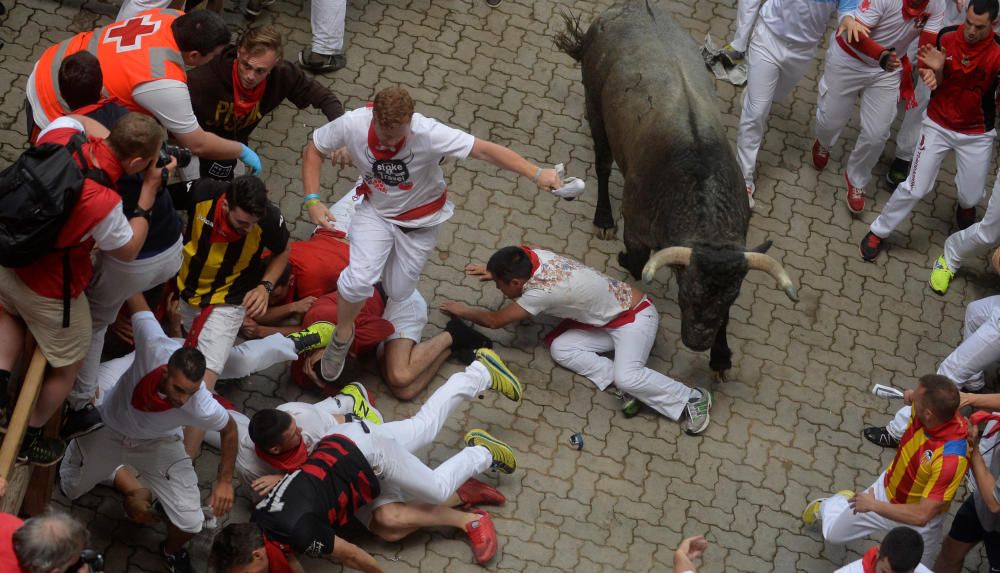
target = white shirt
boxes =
[516,249,634,326]
[761,0,860,45]
[237,401,342,486]
[99,311,230,440]
[834,558,933,572]
[36,117,133,252]
[844,0,944,68]
[312,107,476,228]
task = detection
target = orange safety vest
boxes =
[31,8,188,123]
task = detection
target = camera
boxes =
[71,549,105,572]
[156,143,192,169]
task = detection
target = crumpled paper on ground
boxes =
[701,34,748,87]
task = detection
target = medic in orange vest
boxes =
[25,8,264,175]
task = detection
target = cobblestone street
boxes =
[0,0,996,570]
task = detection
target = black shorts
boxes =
[947,495,1000,571]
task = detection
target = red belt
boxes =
[356,182,449,222]
[543,297,652,347]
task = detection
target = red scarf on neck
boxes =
[130,365,171,412]
[861,547,879,573]
[263,535,294,573]
[255,441,308,473]
[520,245,540,275]
[367,120,406,161]
[210,201,243,243]
[231,60,266,119]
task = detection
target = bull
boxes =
[555,0,798,380]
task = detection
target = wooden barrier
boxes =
[0,348,47,515]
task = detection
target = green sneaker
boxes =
[340,382,383,425]
[475,349,523,402]
[465,429,516,474]
[929,256,954,295]
[622,397,641,418]
[681,388,712,436]
[802,490,854,525]
[287,321,334,354]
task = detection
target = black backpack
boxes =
[0,134,109,326]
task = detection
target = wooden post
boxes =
[0,348,46,515]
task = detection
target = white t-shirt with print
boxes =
[237,401,343,486]
[834,559,932,572]
[312,107,476,228]
[99,311,230,440]
[844,0,944,68]
[516,249,634,326]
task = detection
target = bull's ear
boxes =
[749,240,773,254]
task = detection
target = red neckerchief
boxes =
[971,411,1000,438]
[367,120,406,161]
[954,25,995,71]
[263,535,294,573]
[130,365,172,412]
[255,441,308,473]
[520,245,540,275]
[924,411,969,441]
[901,0,928,19]
[861,547,879,573]
[231,60,266,119]
[210,201,243,243]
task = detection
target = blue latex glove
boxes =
[240,144,263,176]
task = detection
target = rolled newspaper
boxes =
[872,384,905,399]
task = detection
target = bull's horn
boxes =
[641,247,692,284]
[745,252,799,302]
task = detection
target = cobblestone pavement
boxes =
[0,0,995,570]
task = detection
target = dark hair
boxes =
[171,10,231,55]
[970,0,1000,20]
[880,527,923,572]
[168,346,207,382]
[209,522,264,573]
[486,246,533,283]
[227,175,269,219]
[918,374,961,422]
[13,510,89,573]
[261,253,292,288]
[59,51,103,111]
[249,408,293,450]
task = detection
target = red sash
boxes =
[543,298,653,347]
[130,365,171,412]
[971,411,1000,439]
[184,305,214,348]
[255,441,308,473]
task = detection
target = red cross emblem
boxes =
[104,14,161,53]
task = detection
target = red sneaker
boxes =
[845,172,865,213]
[812,139,830,170]
[457,478,506,507]
[465,510,498,564]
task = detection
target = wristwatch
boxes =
[130,206,152,221]
[259,280,274,293]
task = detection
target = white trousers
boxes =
[818,472,945,566]
[894,78,932,162]
[338,362,492,505]
[871,119,995,238]
[70,238,184,410]
[944,170,1000,271]
[179,302,247,377]
[887,295,1000,438]
[548,304,695,420]
[730,0,763,52]
[116,0,170,21]
[737,22,818,187]
[338,200,441,304]
[311,0,347,54]
[815,47,901,189]
[61,427,204,533]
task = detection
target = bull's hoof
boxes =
[714,369,730,384]
[593,224,617,240]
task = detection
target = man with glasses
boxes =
[188,25,344,181]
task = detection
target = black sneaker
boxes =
[242,0,275,17]
[446,317,493,364]
[298,48,347,73]
[18,433,66,467]
[886,158,910,187]
[956,206,977,230]
[859,231,885,262]
[163,544,195,573]
[486,0,502,6]
[61,403,104,441]
[863,426,900,448]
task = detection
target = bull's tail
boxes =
[554,12,587,62]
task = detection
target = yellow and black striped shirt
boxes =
[177,179,289,306]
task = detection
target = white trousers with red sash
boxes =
[815,41,903,190]
[548,302,696,420]
[337,199,441,304]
